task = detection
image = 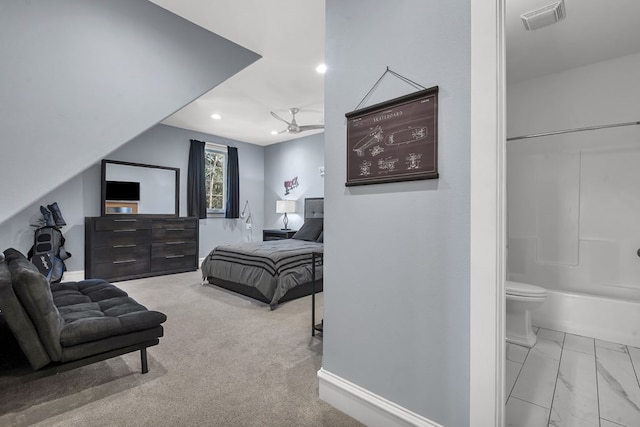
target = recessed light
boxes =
[210,113,222,120]
[315,64,327,74]
[270,130,278,135]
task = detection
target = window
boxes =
[205,143,227,214]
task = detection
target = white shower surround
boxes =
[507,52,640,343]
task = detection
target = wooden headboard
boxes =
[304,197,324,220]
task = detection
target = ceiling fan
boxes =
[270,108,324,134]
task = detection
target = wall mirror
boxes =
[101,160,179,216]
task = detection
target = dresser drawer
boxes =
[152,227,197,242]
[150,254,197,272]
[152,218,197,230]
[93,229,151,248]
[93,258,151,280]
[152,241,197,258]
[94,244,150,263]
[94,218,152,231]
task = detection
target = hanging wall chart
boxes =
[345,84,438,186]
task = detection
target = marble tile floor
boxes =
[506,328,640,427]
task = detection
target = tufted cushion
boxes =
[51,280,167,347]
[304,198,324,219]
[5,248,64,361]
[51,279,128,307]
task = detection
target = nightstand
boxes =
[262,229,297,241]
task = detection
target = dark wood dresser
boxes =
[85,216,199,282]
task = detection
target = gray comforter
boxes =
[200,239,323,307]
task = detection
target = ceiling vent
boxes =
[521,0,566,31]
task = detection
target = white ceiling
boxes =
[150,0,325,146]
[507,0,640,84]
[150,0,640,146]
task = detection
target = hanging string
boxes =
[353,66,427,112]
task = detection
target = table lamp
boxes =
[276,200,296,230]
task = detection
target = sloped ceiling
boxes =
[0,0,259,224]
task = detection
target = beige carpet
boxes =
[0,270,362,427]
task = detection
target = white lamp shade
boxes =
[276,200,296,214]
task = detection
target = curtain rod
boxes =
[507,120,640,142]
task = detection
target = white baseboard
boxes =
[63,262,205,283]
[317,368,443,427]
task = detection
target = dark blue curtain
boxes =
[225,146,240,218]
[187,139,206,219]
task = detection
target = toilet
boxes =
[506,280,547,347]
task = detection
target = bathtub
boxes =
[532,289,640,348]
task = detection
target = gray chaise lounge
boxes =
[0,248,166,379]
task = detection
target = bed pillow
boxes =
[316,231,323,243]
[292,218,323,241]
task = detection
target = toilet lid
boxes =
[506,281,547,297]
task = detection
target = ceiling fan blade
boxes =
[298,125,325,132]
[271,108,322,134]
[271,111,291,125]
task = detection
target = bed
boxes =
[201,198,323,309]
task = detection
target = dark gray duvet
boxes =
[200,239,323,307]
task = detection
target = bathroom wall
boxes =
[507,52,640,300]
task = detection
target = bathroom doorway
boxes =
[505,1,640,425]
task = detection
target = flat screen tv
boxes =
[105,180,140,201]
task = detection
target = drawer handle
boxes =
[164,219,185,222]
[166,228,185,231]
[114,229,137,233]
[113,259,136,264]
[166,241,185,245]
[114,219,137,222]
[113,244,136,248]
[165,255,185,259]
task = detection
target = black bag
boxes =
[28,226,71,283]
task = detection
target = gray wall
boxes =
[323,1,471,425]
[0,170,99,272]
[0,124,265,271]
[97,124,265,262]
[0,0,259,224]
[264,133,324,231]
[0,125,324,271]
